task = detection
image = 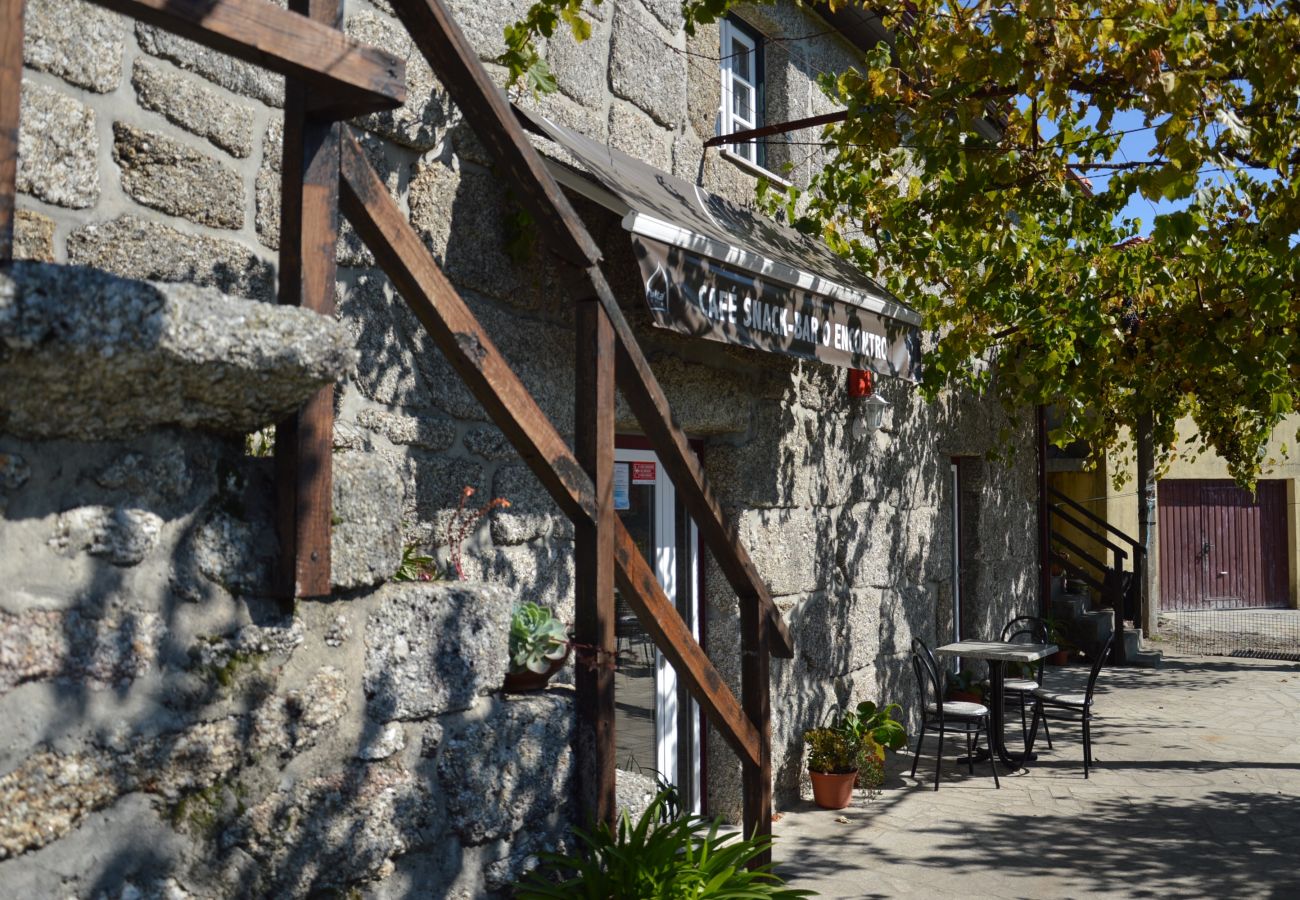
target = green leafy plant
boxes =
[805,701,907,779]
[515,791,814,899]
[509,602,569,674]
[803,725,858,775]
[1044,615,1076,652]
[393,544,439,582]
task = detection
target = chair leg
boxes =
[1042,715,1053,750]
[1082,714,1092,779]
[966,731,975,774]
[934,730,944,791]
[1019,694,1029,746]
[986,717,1000,788]
[911,721,926,778]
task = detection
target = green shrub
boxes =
[514,792,815,899]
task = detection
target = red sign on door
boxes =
[631,461,656,484]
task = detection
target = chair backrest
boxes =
[910,637,943,718]
[1001,615,1048,643]
[1003,616,1049,684]
[1083,631,1117,705]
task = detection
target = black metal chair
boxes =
[910,637,1000,790]
[1029,631,1116,778]
[1000,615,1053,750]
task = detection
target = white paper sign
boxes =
[614,462,630,510]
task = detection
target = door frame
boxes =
[615,437,704,813]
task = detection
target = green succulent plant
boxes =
[509,602,569,674]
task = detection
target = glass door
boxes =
[613,447,702,813]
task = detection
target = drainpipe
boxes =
[1037,405,1051,617]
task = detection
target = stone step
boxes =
[1127,648,1164,668]
[1075,610,1114,644]
[1052,596,1088,619]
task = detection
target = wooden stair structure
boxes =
[0,0,792,860]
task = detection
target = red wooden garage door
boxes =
[1158,479,1289,610]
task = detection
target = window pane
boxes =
[731,43,752,82]
[732,83,752,122]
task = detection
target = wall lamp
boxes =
[847,368,890,438]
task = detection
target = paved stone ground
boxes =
[773,652,1300,899]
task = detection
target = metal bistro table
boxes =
[935,640,1056,770]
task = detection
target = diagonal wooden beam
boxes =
[385,0,599,267]
[384,0,792,659]
[591,266,795,659]
[84,0,406,118]
[337,131,760,768]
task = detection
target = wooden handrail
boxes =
[1048,486,1144,555]
[0,0,21,262]
[84,0,407,118]
[384,0,599,268]
[337,132,761,770]
[384,0,792,660]
[1048,504,1129,564]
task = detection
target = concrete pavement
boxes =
[772,653,1300,899]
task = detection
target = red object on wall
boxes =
[847,369,873,398]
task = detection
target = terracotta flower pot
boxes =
[1046,649,1072,666]
[503,651,569,692]
[946,690,984,704]
[809,770,857,810]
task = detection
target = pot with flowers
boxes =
[504,602,570,692]
[804,700,907,808]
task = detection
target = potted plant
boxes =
[804,701,907,807]
[945,669,986,704]
[504,602,570,691]
[1045,616,1075,666]
[803,725,859,809]
[839,701,908,791]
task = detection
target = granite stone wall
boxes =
[5,0,1039,894]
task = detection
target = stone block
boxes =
[547,14,610,108]
[235,763,427,896]
[735,505,833,597]
[640,0,683,30]
[257,118,390,265]
[192,507,276,597]
[23,0,126,93]
[347,10,448,151]
[475,539,576,627]
[112,123,245,229]
[331,450,404,590]
[0,605,164,694]
[136,23,284,107]
[787,588,881,677]
[131,58,257,158]
[16,81,98,210]
[610,4,687,127]
[443,0,541,61]
[67,215,273,302]
[491,462,572,545]
[47,506,163,566]
[463,425,517,460]
[407,159,546,308]
[0,263,354,440]
[355,406,457,452]
[12,210,55,263]
[363,581,514,720]
[436,693,575,844]
[609,102,673,173]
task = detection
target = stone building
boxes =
[0,0,1039,896]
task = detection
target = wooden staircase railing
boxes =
[0,0,791,859]
[1047,486,1146,665]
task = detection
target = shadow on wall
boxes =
[696,347,1039,817]
[0,426,581,899]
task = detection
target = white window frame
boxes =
[615,447,703,814]
[719,17,762,166]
